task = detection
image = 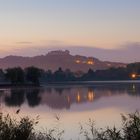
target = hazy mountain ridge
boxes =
[0,50,126,72]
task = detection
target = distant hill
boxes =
[0,50,126,72]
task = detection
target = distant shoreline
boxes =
[0,84,39,89]
[43,80,140,87]
[0,80,139,89]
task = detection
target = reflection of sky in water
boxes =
[0,83,140,139]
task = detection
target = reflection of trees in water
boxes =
[40,88,96,109]
[53,87,71,95]
[45,88,52,94]
[5,89,25,107]
[38,87,72,109]
[91,84,140,96]
[54,88,63,95]
[2,83,140,109]
[4,88,41,107]
[26,89,41,107]
[127,84,140,97]
[127,84,140,95]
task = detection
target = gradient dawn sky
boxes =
[0,0,140,62]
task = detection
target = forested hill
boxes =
[0,50,126,72]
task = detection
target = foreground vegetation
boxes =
[0,111,140,140]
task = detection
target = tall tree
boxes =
[25,67,42,86]
[5,67,25,84]
[53,67,65,82]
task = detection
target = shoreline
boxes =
[0,84,40,89]
[0,80,139,89]
[42,80,140,87]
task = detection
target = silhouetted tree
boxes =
[127,62,140,74]
[45,70,53,82]
[5,67,25,84]
[81,69,95,81]
[0,69,5,81]
[65,69,75,81]
[1,62,140,84]
[53,67,66,82]
[25,67,42,86]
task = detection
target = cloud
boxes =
[65,43,140,63]
[16,41,33,44]
[43,42,140,63]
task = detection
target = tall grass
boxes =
[0,113,63,140]
[80,111,140,140]
[0,111,140,140]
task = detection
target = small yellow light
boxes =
[87,60,94,65]
[131,74,136,79]
[75,60,80,64]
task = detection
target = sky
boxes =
[0,0,140,62]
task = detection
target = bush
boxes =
[0,113,64,140]
[0,112,140,140]
[0,113,34,140]
[80,111,140,140]
[122,111,140,140]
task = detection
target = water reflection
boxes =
[0,83,140,140]
[87,89,95,102]
[0,83,140,109]
[4,88,41,107]
[5,89,25,107]
[26,89,41,107]
[76,91,81,103]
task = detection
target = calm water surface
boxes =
[0,83,140,139]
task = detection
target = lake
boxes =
[0,82,140,139]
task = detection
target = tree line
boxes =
[0,62,139,86]
[0,66,42,86]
